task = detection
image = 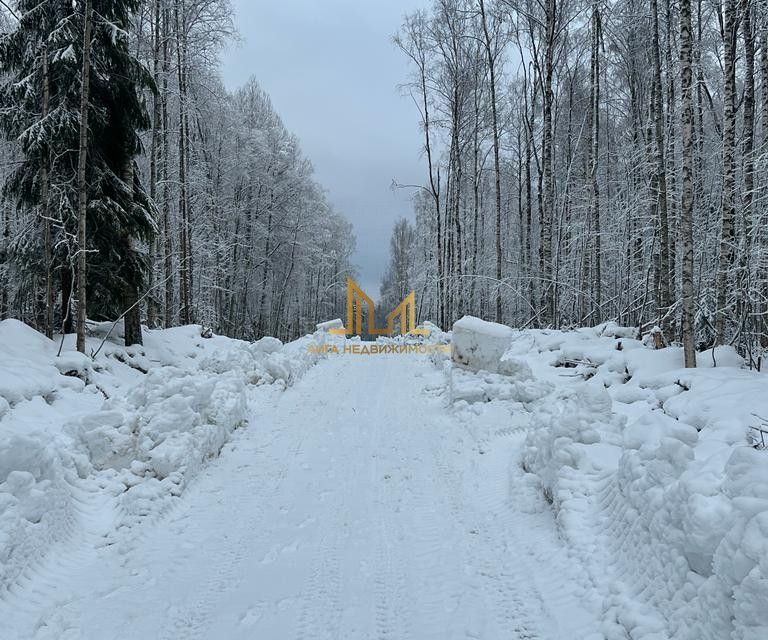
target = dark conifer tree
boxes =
[0,0,156,346]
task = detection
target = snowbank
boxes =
[0,433,80,592]
[0,320,328,594]
[75,368,248,479]
[0,320,65,404]
[443,320,768,640]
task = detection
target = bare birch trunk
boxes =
[680,0,696,367]
[588,2,602,319]
[740,0,755,341]
[540,0,556,326]
[175,0,191,325]
[650,0,672,330]
[479,0,503,324]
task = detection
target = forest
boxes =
[0,0,355,349]
[2,0,767,370]
[380,0,768,368]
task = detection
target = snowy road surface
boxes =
[2,354,600,639]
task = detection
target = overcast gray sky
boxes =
[221,0,430,297]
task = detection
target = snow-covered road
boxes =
[2,353,600,640]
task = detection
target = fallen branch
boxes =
[91,272,175,360]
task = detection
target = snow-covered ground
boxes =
[0,317,765,639]
[451,318,768,640]
[0,320,328,604]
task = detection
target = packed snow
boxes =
[0,316,765,639]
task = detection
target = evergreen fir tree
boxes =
[0,0,156,345]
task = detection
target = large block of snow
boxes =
[452,316,514,374]
[316,318,343,332]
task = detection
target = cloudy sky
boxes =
[221,0,431,297]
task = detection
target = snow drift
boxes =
[0,320,329,594]
[447,317,768,640]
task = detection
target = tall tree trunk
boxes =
[680,0,696,367]
[540,0,556,326]
[524,78,534,316]
[450,88,463,321]
[421,66,443,328]
[587,1,602,319]
[41,43,53,338]
[479,0,503,323]
[122,159,143,346]
[162,6,173,327]
[740,0,755,344]
[759,3,768,345]
[183,82,194,319]
[650,0,672,331]
[256,202,273,338]
[75,0,93,354]
[715,0,738,342]
[61,265,74,334]
[146,0,162,329]
[664,0,678,302]
[175,0,191,325]
[0,205,5,319]
[470,75,481,312]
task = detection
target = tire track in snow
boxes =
[447,396,603,640]
[294,532,343,640]
[286,358,375,640]
[159,415,309,640]
[0,484,125,639]
[427,409,549,639]
[369,399,411,640]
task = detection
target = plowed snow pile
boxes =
[0,320,330,593]
[449,317,768,640]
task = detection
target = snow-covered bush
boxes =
[595,321,639,339]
